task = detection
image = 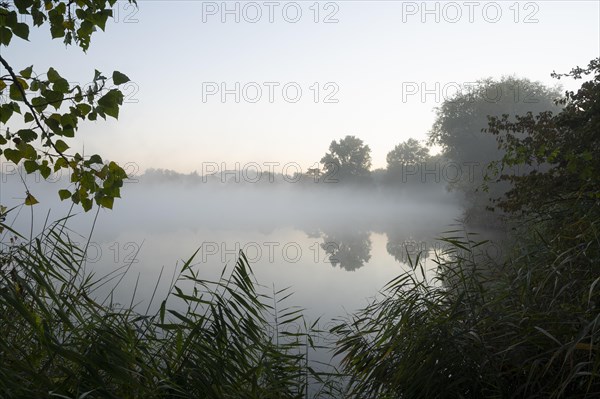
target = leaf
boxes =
[23,160,38,174]
[55,139,69,153]
[39,164,51,179]
[18,143,37,160]
[112,71,130,85]
[60,113,75,129]
[19,65,33,79]
[0,80,6,91]
[53,78,70,93]
[12,23,30,40]
[88,154,102,164]
[98,196,114,209]
[17,129,37,143]
[81,197,93,212]
[24,112,34,123]
[58,189,71,201]
[98,89,123,108]
[31,96,48,112]
[76,103,92,116]
[3,148,22,164]
[0,27,12,46]
[13,0,34,13]
[41,89,64,110]
[47,67,61,83]
[25,192,39,206]
[0,104,13,123]
[9,83,24,101]
[54,157,68,172]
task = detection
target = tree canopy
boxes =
[320,135,372,184]
[429,76,562,167]
[427,76,563,225]
[486,58,600,226]
[386,138,430,168]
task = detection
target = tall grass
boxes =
[332,226,600,398]
[0,216,342,398]
[2,207,598,398]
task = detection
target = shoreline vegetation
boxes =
[0,1,598,396]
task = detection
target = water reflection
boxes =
[320,230,372,271]
[385,230,431,265]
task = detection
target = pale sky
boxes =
[4,0,599,173]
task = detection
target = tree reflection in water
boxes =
[320,231,372,271]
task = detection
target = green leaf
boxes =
[81,197,93,212]
[25,192,39,206]
[75,103,91,116]
[14,0,34,13]
[50,23,65,39]
[98,196,114,209]
[92,10,111,31]
[54,157,68,171]
[60,113,75,129]
[31,96,48,112]
[112,71,130,85]
[93,69,105,81]
[17,143,37,160]
[58,189,71,201]
[17,129,37,143]
[47,67,61,83]
[3,148,22,164]
[53,78,70,93]
[62,127,75,137]
[24,112,34,123]
[41,89,64,110]
[55,139,69,153]
[0,27,13,46]
[23,160,38,174]
[88,154,103,164]
[98,89,123,119]
[39,164,51,179]
[10,101,22,113]
[0,80,6,91]
[19,65,33,79]
[9,83,24,101]
[44,116,61,133]
[12,23,29,40]
[0,104,13,123]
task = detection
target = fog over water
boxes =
[1,169,465,320]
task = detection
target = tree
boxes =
[427,76,562,225]
[0,0,136,211]
[486,58,600,230]
[385,138,430,185]
[386,138,430,168]
[320,135,372,184]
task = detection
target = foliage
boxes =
[386,138,430,168]
[428,76,562,226]
[321,230,372,272]
[333,230,600,398]
[486,58,600,225]
[320,135,372,184]
[0,0,135,211]
[0,217,341,398]
[332,59,600,399]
